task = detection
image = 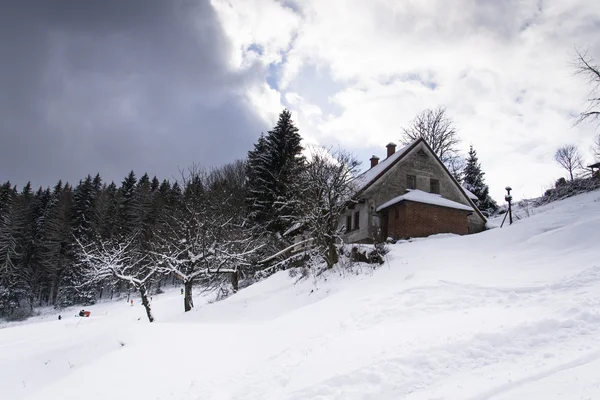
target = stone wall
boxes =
[360,141,485,240]
[342,202,373,243]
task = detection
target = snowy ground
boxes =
[2,190,600,400]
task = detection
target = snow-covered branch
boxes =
[76,236,157,322]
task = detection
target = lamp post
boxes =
[504,186,513,225]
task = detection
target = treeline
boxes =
[0,163,246,316]
[0,110,360,320]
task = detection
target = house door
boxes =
[380,211,388,240]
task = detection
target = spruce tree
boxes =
[0,184,20,315]
[55,182,94,308]
[97,182,119,240]
[45,181,75,306]
[463,145,498,214]
[4,183,37,312]
[151,176,160,193]
[246,109,305,236]
[130,173,155,259]
[246,133,271,226]
[72,175,97,242]
[117,171,137,239]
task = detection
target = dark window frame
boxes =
[430,178,440,194]
[346,215,352,232]
[354,211,360,230]
[407,174,417,190]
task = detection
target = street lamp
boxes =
[503,186,513,226]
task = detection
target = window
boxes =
[346,215,352,232]
[430,179,440,194]
[394,208,399,220]
[354,211,360,230]
[407,174,416,190]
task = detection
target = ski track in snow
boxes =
[219,266,600,399]
[1,190,600,399]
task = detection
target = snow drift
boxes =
[1,190,600,400]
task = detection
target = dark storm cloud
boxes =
[0,0,267,189]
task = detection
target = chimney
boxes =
[386,142,397,158]
[370,155,380,168]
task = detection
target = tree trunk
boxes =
[139,286,154,323]
[231,270,239,293]
[49,276,57,306]
[326,242,338,268]
[184,280,194,312]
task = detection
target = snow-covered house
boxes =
[342,138,487,243]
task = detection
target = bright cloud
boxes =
[212,0,600,201]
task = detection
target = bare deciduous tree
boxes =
[400,107,461,166]
[300,147,361,269]
[77,236,156,322]
[592,133,600,161]
[154,163,262,312]
[555,144,584,181]
[575,49,600,125]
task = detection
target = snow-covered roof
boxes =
[376,189,474,212]
[354,142,412,192]
[462,186,478,201]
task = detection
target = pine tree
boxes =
[28,187,56,307]
[117,171,137,239]
[72,175,98,243]
[246,133,271,227]
[246,109,305,236]
[0,183,21,315]
[2,183,37,313]
[151,176,160,193]
[96,182,119,240]
[45,181,76,306]
[130,173,155,261]
[463,145,498,214]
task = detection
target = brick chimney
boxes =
[370,155,380,168]
[386,142,397,158]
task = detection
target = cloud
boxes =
[0,0,270,189]
[215,0,600,201]
[4,0,599,202]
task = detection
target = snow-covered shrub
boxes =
[346,243,388,265]
[214,286,233,302]
[536,177,600,206]
[5,306,36,322]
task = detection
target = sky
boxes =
[1,0,600,201]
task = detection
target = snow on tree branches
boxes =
[246,109,306,238]
[76,236,156,322]
[298,148,361,268]
[463,145,498,214]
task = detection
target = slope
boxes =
[0,190,599,400]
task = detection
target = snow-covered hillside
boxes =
[2,190,600,400]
